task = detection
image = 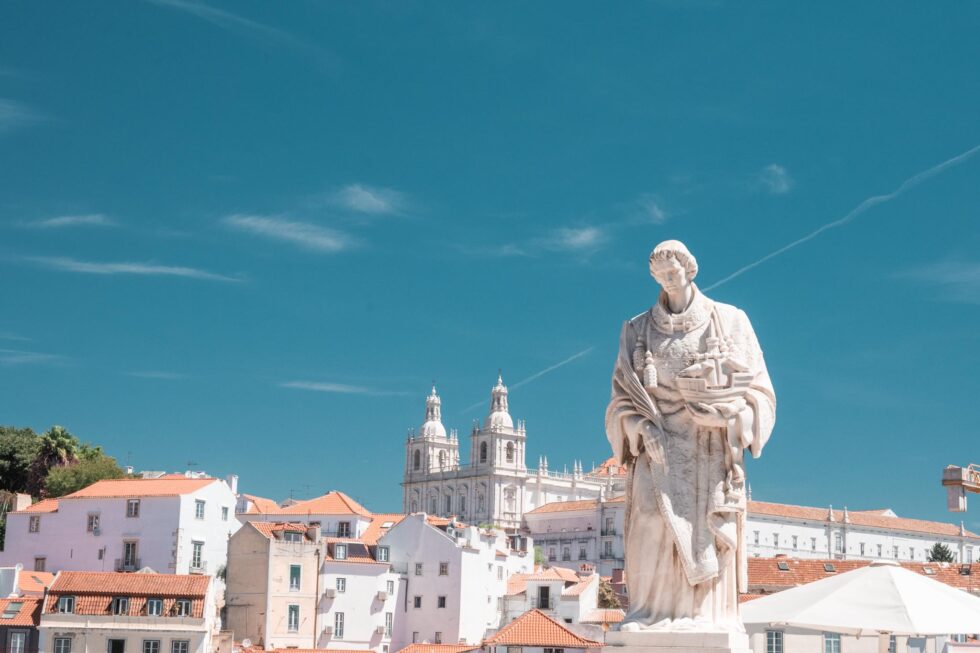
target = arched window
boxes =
[478,494,485,512]
[480,441,488,463]
[430,497,437,514]
[438,450,447,468]
[413,449,421,470]
[459,495,466,513]
[411,500,418,512]
[505,442,515,463]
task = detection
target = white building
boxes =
[402,380,626,530]
[225,520,401,652]
[523,497,980,573]
[523,497,626,577]
[380,513,533,651]
[0,476,240,575]
[747,500,980,563]
[39,571,219,653]
[502,567,599,626]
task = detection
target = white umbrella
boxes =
[742,560,980,643]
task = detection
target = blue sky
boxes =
[2,2,979,526]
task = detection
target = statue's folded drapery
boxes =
[605,288,775,630]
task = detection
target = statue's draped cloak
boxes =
[605,288,775,628]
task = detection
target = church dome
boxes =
[485,374,514,430]
[420,386,447,438]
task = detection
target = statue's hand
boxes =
[686,398,746,428]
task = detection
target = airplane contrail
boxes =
[702,143,980,292]
[459,347,595,414]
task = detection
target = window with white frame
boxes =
[174,599,192,617]
[221,507,229,521]
[337,521,351,537]
[811,537,817,551]
[792,536,798,550]
[753,531,759,545]
[54,638,72,653]
[86,513,100,532]
[8,632,26,653]
[57,596,75,613]
[147,599,163,616]
[439,562,448,575]
[143,641,160,653]
[127,500,140,518]
[110,597,129,615]
[336,577,346,593]
[544,649,564,653]
[386,580,394,594]
[385,612,393,637]
[28,516,40,533]
[773,534,779,549]
[415,562,423,576]
[194,500,205,519]
[860,542,866,556]
[377,546,390,562]
[171,641,189,653]
[289,565,301,590]
[765,631,783,653]
[834,533,843,554]
[283,531,301,543]
[335,544,347,560]
[823,633,841,653]
[191,541,204,570]
[334,612,344,639]
[34,557,45,572]
[124,541,139,568]
[287,605,299,632]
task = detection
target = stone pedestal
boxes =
[603,630,751,653]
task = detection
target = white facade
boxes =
[503,570,599,626]
[402,380,625,530]
[0,477,240,575]
[380,513,533,650]
[523,497,626,577]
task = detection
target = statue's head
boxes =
[649,240,698,292]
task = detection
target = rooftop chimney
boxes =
[226,474,239,495]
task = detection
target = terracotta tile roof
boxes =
[241,494,281,514]
[590,457,628,477]
[49,571,210,597]
[261,650,374,653]
[323,540,384,565]
[19,498,59,513]
[526,499,599,515]
[527,567,581,583]
[506,573,529,596]
[47,572,209,619]
[485,609,601,647]
[748,500,978,538]
[397,645,480,653]
[250,521,313,541]
[362,513,405,545]
[17,571,55,595]
[747,558,980,595]
[0,597,42,627]
[562,577,595,597]
[581,608,625,624]
[62,477,217,499]
[276,491,371,516]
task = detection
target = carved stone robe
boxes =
[605,286,775,630]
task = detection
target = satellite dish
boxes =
[241,640,252,649]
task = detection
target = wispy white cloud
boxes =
[460,347,595,413]
[23,256,242,282]
[757,163,794,195]
[145,0,337,70]
[634,194,669,224]
[0,332,31,342]
[0,99,42,134]
[25,214,114,229]
[705,143,980,291]
[543,226,607,251]
[332,184,407,215]
[125,370,186,380]
[897,262,980,304]
[224,214,354,253]
[279,381,410,396]
[0,348,63,365]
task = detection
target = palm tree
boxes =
[27,426,80,496]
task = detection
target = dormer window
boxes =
[335,544,348,560]
[377,546,390,562]
[173,599,192,617]
[283,531,302,543]
[57,596,75,613]
[110,597,129,615]
[147,598,163,616]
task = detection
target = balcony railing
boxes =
[601,528,617,536]
[599,552,621,560]
[535,597,556,611]
[115,558,141,572]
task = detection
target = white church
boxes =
[401,375,626,530]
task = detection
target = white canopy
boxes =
[741,560,980,637]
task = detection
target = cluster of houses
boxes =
[2,381,979,653]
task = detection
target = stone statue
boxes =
[605,240,776,634]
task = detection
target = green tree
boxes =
[598,577,622,609]
[927,542,956,563]
[534,545,545,566]
[0,426,41,493]
[44,454,126,498]
[27,426,81,496]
